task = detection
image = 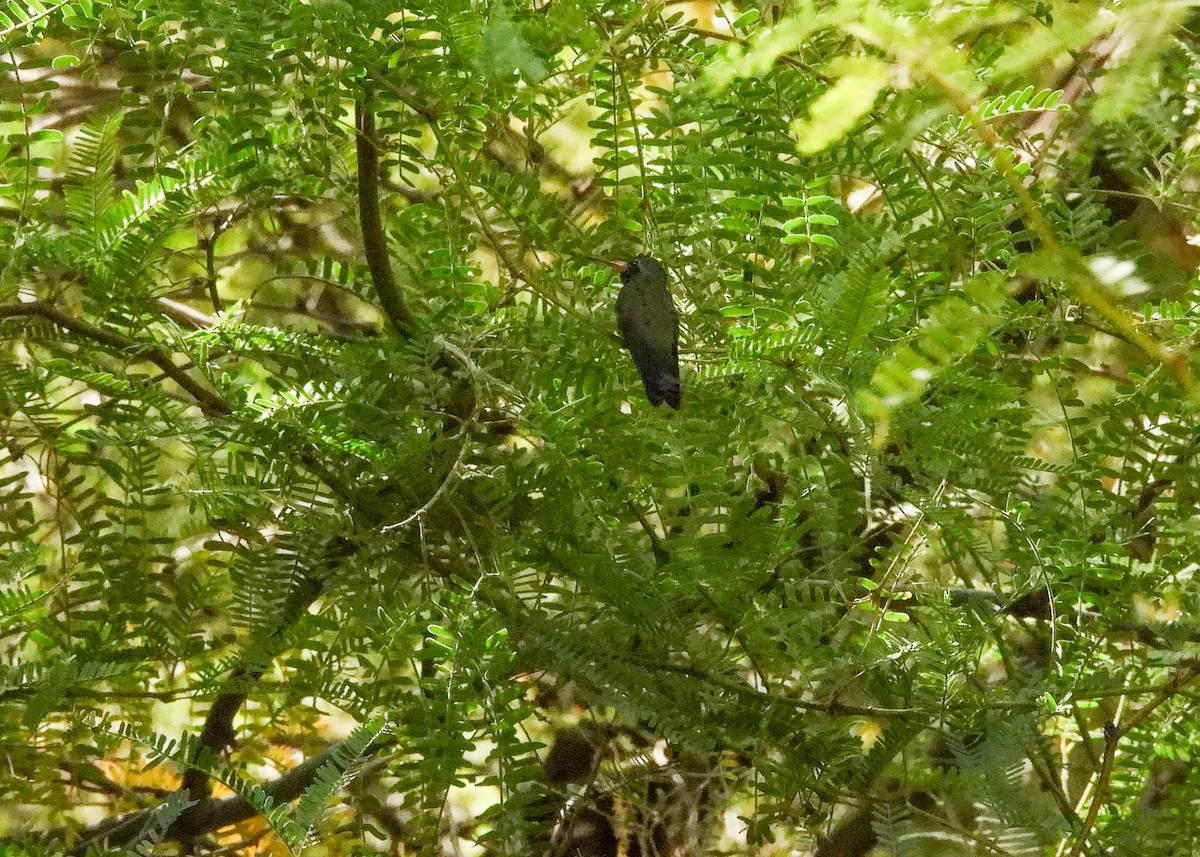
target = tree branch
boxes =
[71,733,395,853]
[355,91,414,334]
[175,571,327,836]
[0,300,231,417]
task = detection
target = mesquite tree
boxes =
[3,2,1200,856]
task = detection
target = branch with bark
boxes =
[0,300,231,417]
[71,733,395,853]
[355,90,413,335]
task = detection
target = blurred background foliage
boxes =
[3,0,1200,855]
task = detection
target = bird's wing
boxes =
[617,288,680,406]
[619,302,677,372]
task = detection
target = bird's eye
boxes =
[627,260,640,274]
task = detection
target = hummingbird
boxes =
[612,255,681,409]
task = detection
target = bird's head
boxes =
[595,255,667,287]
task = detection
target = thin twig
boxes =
[1064,722,1119,857]
[1064,663,1200,857]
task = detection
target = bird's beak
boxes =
[582,256,626,272]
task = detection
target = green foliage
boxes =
[3,1,1200,855]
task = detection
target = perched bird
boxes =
[613,255,681,408]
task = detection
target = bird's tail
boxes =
[644,372,681,409]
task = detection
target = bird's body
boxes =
[615,255,681,408]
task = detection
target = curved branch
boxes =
[355,91,414,334]
[0,301,231,417]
